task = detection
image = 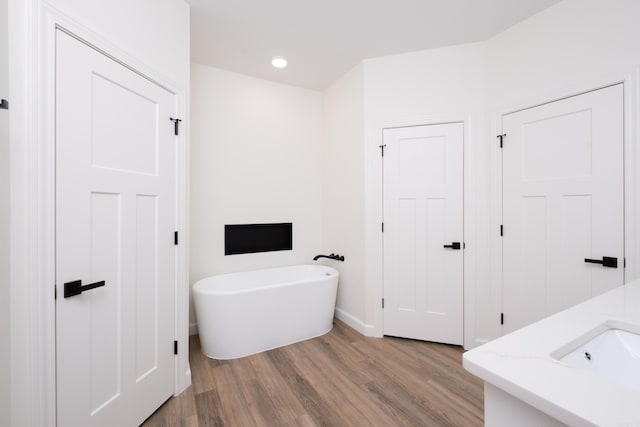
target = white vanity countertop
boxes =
[463,280,640,426]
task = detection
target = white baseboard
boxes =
[184,367,192,390]
[189,322,198,336]
[334,307,372,336]
[364,323,381,338]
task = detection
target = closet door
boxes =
[383,123,464,345]
[56,30,177,426]
[502,84,624,334]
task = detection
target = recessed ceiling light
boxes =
[271,56,288,69]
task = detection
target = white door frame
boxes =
[21,5,190,425]
[367,114,479,349]
[490,72,640,341]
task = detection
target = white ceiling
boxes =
[187,0,561,91]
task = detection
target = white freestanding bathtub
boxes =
[193,265,339,359]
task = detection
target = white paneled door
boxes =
[502,84,624,334]
[56,31,177,426]
[383,123,464,345]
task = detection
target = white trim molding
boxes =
[189,322,199,336]
[10,0,52,425]
[334,307,373,336]
[623,69,640,283]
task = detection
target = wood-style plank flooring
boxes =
[142,320,484,426]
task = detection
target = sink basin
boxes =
[553,324,640,393]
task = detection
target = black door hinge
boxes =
[500,225,503,236]
[501,313,504,325]
[381,222,384,232]
[54,284,57,300]
[174,340,178,355]
[170,117,182,136]
[497,134,506,148]
[379,144,386,157]
[174,231,179,245]
[382,298,385,309]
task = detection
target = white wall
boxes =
[45,0,190,85]
[0,0,9,423]
[362,43,488,343]
[322,63,367,331]
[9,1,190,425]
[189,64,324,327]
[487,0,640,110]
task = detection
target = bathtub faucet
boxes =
[313,253,345,262]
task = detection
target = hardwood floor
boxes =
[142,320,484,426]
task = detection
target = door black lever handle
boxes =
[443,242,461,250]
[64,279,106,298]
[584,256,618,268]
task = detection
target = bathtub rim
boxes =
[192,264,339,296]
